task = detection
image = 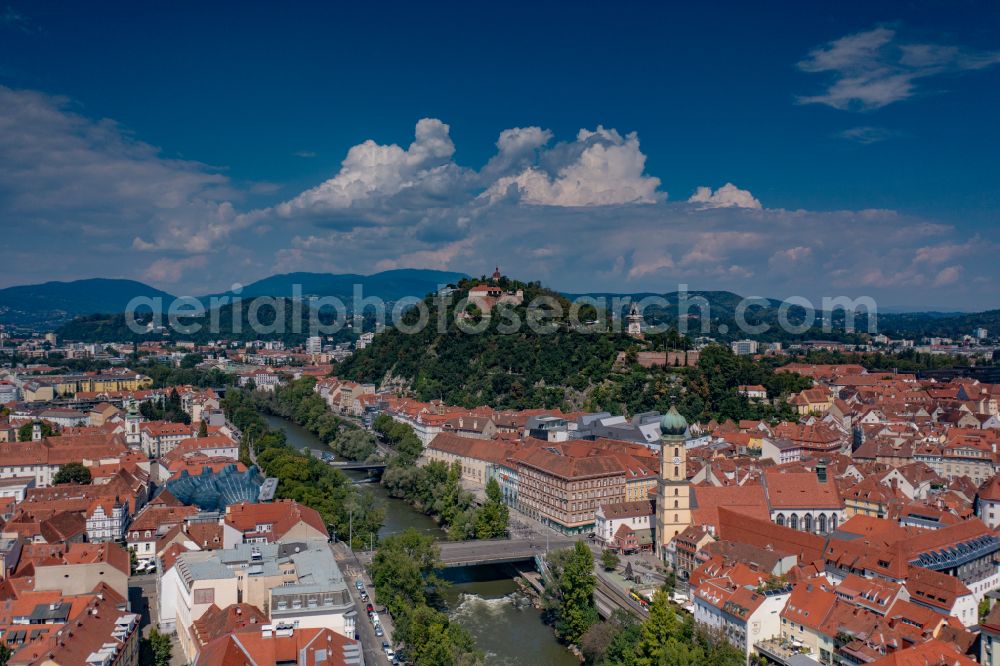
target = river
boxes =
[262,414,578,666]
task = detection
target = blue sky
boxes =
[1,1,998,309]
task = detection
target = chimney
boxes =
[816,459,828,483]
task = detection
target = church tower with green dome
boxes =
[656,406,691,560]
[124,398,142,448]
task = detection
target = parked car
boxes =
[366,603,374,613]
[355,579,364,590]
[375,625,384,637]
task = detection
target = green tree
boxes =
[197,419,208,437]
[139,629,172,666]
[474,478,509,539]
[180,353,204,368]
[53,462,92,485]
[581,610,638,665]
[663,571,676,597]
[332,428,378,461]
[600,549,620,571]
[369,529,483,666]
[605,618,642,666]
[18,421,54,441]
[545,541,598,644]
[636,588,678,666]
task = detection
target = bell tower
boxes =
[626,302,643,338]
[125,398,142,448]
[656,406,691,560]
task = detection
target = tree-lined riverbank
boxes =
[221,388,384,549]
[264,411,575,666]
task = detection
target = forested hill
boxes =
[335,278,813,420]
[875,309,1000,338]
[56,298,364,346]
[336,278,628,409]
[0,278,176,328]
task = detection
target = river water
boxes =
[262,414,578,666]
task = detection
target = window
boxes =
[789,514,799,530]
[804,514,813,532]
[193,589,214,604]
[776,514,785,526]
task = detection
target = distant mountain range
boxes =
[202,269,468,302]
[566,290,999,340]
[0,278,177,329]
[0,269,467,330]
[2,272,998,342]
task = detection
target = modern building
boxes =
[163,465,267,512]
[730,339,759,356]
[305,336,323,354]
[161,540,355,662]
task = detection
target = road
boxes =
[331,542,393,665]
[129,573,188,666]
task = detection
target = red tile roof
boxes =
[867,638,977,666]
[194,626,358,666]
[223,500,327,542]
[690,484,770,530]
[189,603,267,649]
[718,507,826,562]
[764,470,843,510]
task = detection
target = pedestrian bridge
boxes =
[327,461,387,472]
[436,536,578,568]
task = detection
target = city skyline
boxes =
[1,1,999,309]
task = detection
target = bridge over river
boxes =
[436,536,578,568]
[327,460,387,472]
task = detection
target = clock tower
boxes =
[626,302,643,338]
[125,398,142,448]
[656,406,691,560]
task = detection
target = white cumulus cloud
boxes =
[274,118,466,216]
[479,126,553,180]
[688,183,762,209]
[481,126,662,206]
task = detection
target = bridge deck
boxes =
[436,537,578,568]
[327,461,387,471]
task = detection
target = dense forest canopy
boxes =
[336,279,818,422]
